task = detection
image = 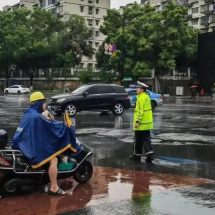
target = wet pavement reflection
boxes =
[0,166,214,215]
[0,94,215,214]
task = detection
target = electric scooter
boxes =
[0,129,93,196]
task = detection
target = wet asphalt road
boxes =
[0,94,215,215]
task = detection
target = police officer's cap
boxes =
[137,81,148,89]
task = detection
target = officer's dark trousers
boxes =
[133,130,154,158]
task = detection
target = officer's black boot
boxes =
[145,154,154,163]
[129,154,141,161]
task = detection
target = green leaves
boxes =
[0,8,94,85]
[97,1,198,79]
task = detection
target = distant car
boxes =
[125,87,163,110]
[49,84,131,116]
[4,85,30,95]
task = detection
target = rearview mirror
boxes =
[84,92,89,97]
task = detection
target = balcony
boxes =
[204,9,215,15]
[204,0,215,3]
[200,21,209,26]
[188,0,199,4]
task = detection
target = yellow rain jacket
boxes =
[133,92,153,131]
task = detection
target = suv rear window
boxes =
[98,86,115,94]
[128,91,136,96]
[112,86,126,93]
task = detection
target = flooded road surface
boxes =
[0,94,215,214]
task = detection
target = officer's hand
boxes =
[135,123,140,128]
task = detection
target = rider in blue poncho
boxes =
[13,92,78,195]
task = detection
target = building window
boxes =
[96,31,99,36]
[201,28,208,33]
[41,0,46,8]
[200,5,207,12]
[89,0,93,3]
[89,41,93,47]
[59,5,63,13]
[161,2,166,10]
[48,0,56,5]
[95,42,99,47]
[80,6,84,12]
[88,19,93,26]
[96,20,100,25]
[88,63,93,69]
[191,18,198,25]
[88,55,93,60]
[89,6,93,14]
[192,7,198,14]
[52,8,57,16]
[212,14,215,22]
[200,16,208,24]
[96,8,99,14]
[89,30,93,36]
[96,0,99,3]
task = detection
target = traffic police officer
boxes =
[129,81,154,162]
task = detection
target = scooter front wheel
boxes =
[73,161,93,184]
[0,181,17,197]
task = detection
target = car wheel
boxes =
[112,103,124,115]
[17,91,21,95]
[151,100,157,111]
[5,90,8,94]
[65,104,77,116]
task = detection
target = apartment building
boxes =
[3,0,111,69]
[143,0,215,33]
[3,0,38,11]
[186,0,215,33]
[38,0,110,69]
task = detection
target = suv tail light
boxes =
[159,95,163,99]
[0,158,11,167]
[126,96,130,100]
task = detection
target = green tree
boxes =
[45,73,53,91]
[15,8,64,89]
[0,9,31,87]
[97,2,198,81]
[62,14,94,66]
[77,69,93,84]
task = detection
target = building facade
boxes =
[3,0,111,69]
[143,0,215,33]
[3,0,38,11]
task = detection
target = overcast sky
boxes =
[0,0,140,11]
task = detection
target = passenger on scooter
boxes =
[13,92,78,195]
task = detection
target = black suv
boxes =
[48,84,131,116]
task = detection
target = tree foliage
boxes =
[77,69,93,84]
[97,1,198,80]
[0,9,93,87]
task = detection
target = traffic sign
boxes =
[112,45,116,52]
[104,43,109,52]
[108,44,112,52]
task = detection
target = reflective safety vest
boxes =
[133,92,153,131]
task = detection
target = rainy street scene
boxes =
[0,94,215,215]
[1,0,215,214]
